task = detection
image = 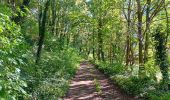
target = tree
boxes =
[36,0,50,64]
[154,24,169,91]
[136,0,144,74]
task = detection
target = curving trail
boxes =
[63,61,139,100]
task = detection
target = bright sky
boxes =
[86,0,91,2]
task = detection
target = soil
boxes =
[63,61,140,100]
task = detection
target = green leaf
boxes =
[0,26,3,33]
[0,85,2,91]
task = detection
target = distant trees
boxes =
[27,0,170,91]
[83,0,170,90]
[0,0,169,99]
[122,0,169,76]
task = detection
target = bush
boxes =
[96,62,124,76]
[95,60,159,97]
[113,75,151,95]
[95,61,153,95]
[25,48,81,99]
[0,13,29,99]
[144,58,160,81]
[146,90,170,100]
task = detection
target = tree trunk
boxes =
[92,28,96,60]
[51,0,57,34]
[136,0,144,75]
[125,0,132,66]
[97,18,104,61]
[36,0,50,64]
[144,0,151,63]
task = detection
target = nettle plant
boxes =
[0,13,28,99]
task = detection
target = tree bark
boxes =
[36,0,50,64]
[51,0,57,34]
[97,17,104,61]
[125,0,132,66]
[144,0,151,63]
[136,0,144,74]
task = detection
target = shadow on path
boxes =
[63,61,139,100]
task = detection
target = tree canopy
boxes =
[0,0,170,99]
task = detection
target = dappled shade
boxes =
[64,62,138,100]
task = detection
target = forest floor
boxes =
[63,61,139,100]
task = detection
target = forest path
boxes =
[63,61,139,100]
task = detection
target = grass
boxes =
[93,79,102,95]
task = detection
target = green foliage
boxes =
[93,79,102,94]
[113,75,152,95]
[0,0,170,99]
[0,4,12,16]
[153,24,169,91]
[0,13,29,99]
[95,61,156,96]
[153,24,168,66]
[96,62,124,75]
[21,17,38,46]
[27,48,81,99]
[146,90,170,100]
[144,58,160,80]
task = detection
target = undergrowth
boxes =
[94,60,170,100]
[23,48,81,99]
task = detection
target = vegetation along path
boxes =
[64,61,139,100]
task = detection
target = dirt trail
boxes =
[63,61,139,100]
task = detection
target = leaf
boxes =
[19,87,27,95]
[0,26,3,33]
[0,85,2,91]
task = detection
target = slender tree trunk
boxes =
[109,42,112,64]
[144,0,151,63]
[126,0,132,66]
[36,0,50,64]
[51,0,57,34]
[97,17,104,61]
[136,0,144,74]
[92,28,95,60]
[130,42,134,65]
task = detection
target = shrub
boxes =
[96,62,124,76]
[26,48,81,99]
[0,13,29,99]
[112,75,152,95]
[147,90,170,100]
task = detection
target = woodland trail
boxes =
[63,61,139,100]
